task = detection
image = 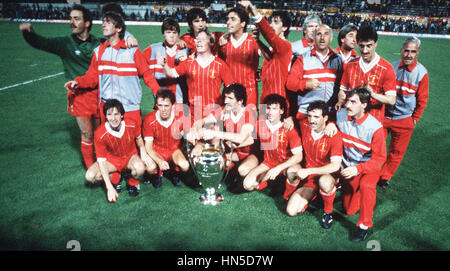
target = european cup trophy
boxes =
[186,138,230,205]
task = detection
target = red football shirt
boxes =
[257,119,302,165]
[300,121,343,168]
[255,16,293,104]
[340,54,397,122]
[210,105,257,160]
[219,33,260,106]
[142,110,186,152]
[173,55,234,118]
[94,120,140,161]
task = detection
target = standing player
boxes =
[336,23,397,123]
[85,99,151,201]
[286,24,343,133]
[19,5,101,169]
[20,5,138,169]
[142,89,190,188]
[380,37,429,188]
[291,14,321,57]
[239,1,292,107]
[160,30,234,121]
[337,87,386,242]
[219,7,260,107]
[285,101,343,229]
[336,24,359,65]
[243,94,303,192]
[64,11,160,127]
[143,18,188,104]
[195,83,258,186]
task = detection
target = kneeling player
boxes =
[285,101,343,229]
[196,83,258,186]
[243,94,303,192]
[85,99,151,202]
[142,89,190,187]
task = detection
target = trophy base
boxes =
[199,193,224,205]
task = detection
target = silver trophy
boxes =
[186,139,229,205]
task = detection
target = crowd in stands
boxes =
[2,1,448,34]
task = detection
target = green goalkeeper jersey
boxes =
[22,31,101,80]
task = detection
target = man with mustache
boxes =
[19,5,137,169]
[286,24,343,134]
[336,86,386,242]
[379,37,429,188]
[285,101,343,230]
[335,23,397,123]
[336,24,359,65]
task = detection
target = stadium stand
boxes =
[2,1,448,34]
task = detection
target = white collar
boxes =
[165,45,178,58]
[359,53,380,73]
[105,120,126,138]
[265,119,283,133]
[223,106,245,123]
[156,110,175,128]
[311,129,324,141]
[196,54,215,69]
[315,48,330,63]
[230,33,248,48]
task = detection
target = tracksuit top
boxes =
[385,60,429,121]
[286,47,343,114]
[144,42,188,102]
[337,109,386,175]
[291,37,312,58]
[76,39,160,112]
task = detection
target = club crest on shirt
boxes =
[74,50,81,56]
[319,142,327,153]
[279,131,286,143]
[369,75,378,86]
[210,69,216,79]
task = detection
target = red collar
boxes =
[399,60,418,72]
[311,46,335,58]
[348,112,369,125]
[302,37,313,47]
[104,38,127,50]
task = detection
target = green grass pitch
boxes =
[0,21,449,251]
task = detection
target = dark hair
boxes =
[347,86,372,113]
[307,100,328,117]
[155,89,176,105]
[103,99,125,117]
[161,18,180,34]
[71,5,93,32]
[102,2,125,19]
[187,8,207,32]
[262,94,287,120]
[223,83,247,106]
[357,22,377,43]
[338,24,358,46]
[227,7,249,31]
[270,11,291,38]
[103,11,126,39]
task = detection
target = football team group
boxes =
[19,1,428,242]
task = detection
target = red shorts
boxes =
[67,89,99,118]
[153,145,179,161]
[106,151,137,172]
[300,175,320,190]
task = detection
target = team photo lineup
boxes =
[17,0,434,246]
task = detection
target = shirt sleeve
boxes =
[355,127,386,175]
[412,73,429,121]
[256,16,291,54]
[22,31,65,56]
[75,51,99,89]
[142,114,155,141]
[94,129,107,161]
[383,64,397,96]
[219,61,234,86]
[287,128,303,154]
[285,56,307,92]
[134,47,161,95]
[329,131,343,162]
